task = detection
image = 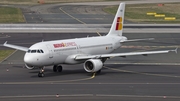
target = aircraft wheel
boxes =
[96,70,101,74]
[57,65,62,72]
[53,65,57,72]
[38,72,44,77]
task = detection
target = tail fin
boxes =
[107,2,125,36]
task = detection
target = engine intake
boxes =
[25,64,35,70]
[84,59,103,72]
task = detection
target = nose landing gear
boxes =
[38,65,63,77]
[38,67,44,77]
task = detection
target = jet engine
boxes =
[25,64,35,70]
[84,59,103,72]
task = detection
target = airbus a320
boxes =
[3,3,176,77]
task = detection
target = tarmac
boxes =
[0,1,180,101]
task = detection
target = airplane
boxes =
[3,3,176,77]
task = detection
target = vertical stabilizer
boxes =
[107,2,125,36]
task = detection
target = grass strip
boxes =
[0,7,25,23]
[0,50,15,62]
[104,3,180,23]
[1,0,121,4]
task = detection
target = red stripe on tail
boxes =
[116,23,119,30]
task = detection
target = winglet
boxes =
[170,47,178,53]
[4,41,7,45]
[2,41,29,51]
[174,47,178,53]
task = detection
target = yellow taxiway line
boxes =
[104,66,180,78]
[59,7,101,36]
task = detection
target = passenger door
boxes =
[46,44,53,58]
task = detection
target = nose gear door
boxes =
[46,45,53,58]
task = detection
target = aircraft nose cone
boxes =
[24,54,33,65]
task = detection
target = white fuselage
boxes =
[24,35,124,67]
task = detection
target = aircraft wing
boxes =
[75,49,177,60]
[3,41,28,52]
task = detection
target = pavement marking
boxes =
[2,82,180,85]
[1,94,180,99]
[105,62,180,66]
[59,7,101,36]
[97,94,180,99]
[54,83,180,85]
[0,94,93,98]
[0,73,95,85]
[92,73,96,78]
[23,15,27,23]
[104,66,180,78]
[0,50,17,64]
[96,31,101,36]
[0,35,10,38]
[59,7,86,24]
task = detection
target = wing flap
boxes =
[75,49,176,60]
[3,41,28,52]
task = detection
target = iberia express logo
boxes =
[115,17,122,30]
[53,42,77,48]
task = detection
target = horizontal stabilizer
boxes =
[121,38,154,42]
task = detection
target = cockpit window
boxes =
[27,50,31,53]
[40,50,44,53]
[37,50,41,53]
[31,50,36,53]
[27,49,44,53]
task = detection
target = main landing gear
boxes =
[38,65,63,77]
[96,69,101,74]
[53,65,63,72]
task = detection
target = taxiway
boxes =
[0,1,180,101]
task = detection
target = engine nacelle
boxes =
[25,64,35,70]
[84,59,103,72]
